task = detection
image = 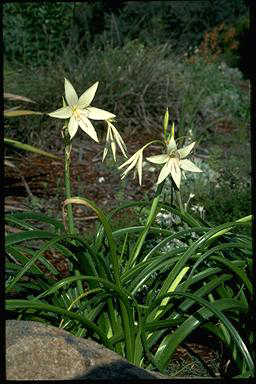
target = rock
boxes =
[6,320,171,380]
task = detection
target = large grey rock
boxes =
[6,320,171,380]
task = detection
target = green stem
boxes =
[128,181,165,268]
[64,144,76,234]
[63,127,83,294]
[173,182,194,245]
[174,184,184,214]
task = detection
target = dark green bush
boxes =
[3,2,75,65]
[4,1,249,67]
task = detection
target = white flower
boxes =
[147,137,202,189]
[118,141,157,185]
[102,119,127,161]
[118,147,144,185]
[48,78,115,142]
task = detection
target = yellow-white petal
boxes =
[170,158,181,189]
[178,142,196,159]
[78,82,99,109]
[87,107,116,120]
[65,78,78,106]
[166,136,177,154]
[110,123,127,157]
[102,147,108,162]
[120,154,140,178]
[180,159,202,172]
[111,140,116,161]
[156,159,172,185]
[118,151,140,170]
[108,127,116,161]
[68,115,79,139]
[78,116,99,142]
[106,124,111,142]
[48,106,72,119]
[147,154,169,164]
[137,152,143,185]
[102,124,111,161]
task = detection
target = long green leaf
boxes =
[4,110,43,117]
[209,255,252,294]
[5,211,64,231]
[5,230,59,247]
[6,245,57,276]
[142,293,253,375]
[5,234,80,289]
[150,220,252,307]
[4,138,60,160]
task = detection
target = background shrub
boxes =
[3,1,249,72]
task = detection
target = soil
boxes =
[5,132,157,218]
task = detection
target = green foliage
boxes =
[72,1,248,52]
[3,2,74,65]
[3,1,248,67]
[160,155,251,236]
[199,179,251,233]
[5,205,253,377]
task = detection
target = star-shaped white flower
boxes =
[147,136,202,189]
[48,78,115,142]
[102,119,127,161]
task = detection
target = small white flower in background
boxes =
[148,166,156,173]
[48,78,115,142]
[147,123,202,189]
[191,204,205,219]
[184,192,195,211]
[102,119,127,162]
[98,176,105,183]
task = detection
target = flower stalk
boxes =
[62,124,84,295]
[174,184,184,214]
[63,125,76,234]
[127,180,165,269]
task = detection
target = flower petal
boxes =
[156,159,172,184]
[87,107,116,120]
[118,150,140,169]
[65,78,78,106]
[110,123,127,157]
[102,147,108,162]
[146,154,169,164]
[120,153,140,179]
[78,82,99,108]
[78,116,99,142]
[48,106,72,119]
[137,152,143,185]
[102,124,111,161]
[166,136,177,154]
[180,159,203,172]
[111,140,116,161]
[171,158,181,189]
[178,142,196,159]
[108,127,116,161]
[68,115,79,139]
